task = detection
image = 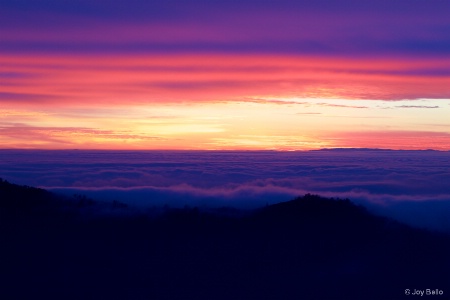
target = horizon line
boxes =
[0,147,447,152]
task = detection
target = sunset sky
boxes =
[1,0,450,150]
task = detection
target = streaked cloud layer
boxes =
[1,0,450,149]
[2,0,450,56]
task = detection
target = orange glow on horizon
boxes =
[1,54,450,150]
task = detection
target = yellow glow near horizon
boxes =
[2,98,450,150]
[1,54,450,150]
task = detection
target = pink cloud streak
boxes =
[2,54,450,108]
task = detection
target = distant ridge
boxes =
[315,147,441,152]
[315,147,390,151]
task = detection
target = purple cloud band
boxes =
[1,0,450,57]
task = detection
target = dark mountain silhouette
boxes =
[1,179,449,300]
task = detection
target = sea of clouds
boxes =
[1,149,450,231]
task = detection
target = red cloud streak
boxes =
[2,54,450,107]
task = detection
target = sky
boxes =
[1,0,450,150]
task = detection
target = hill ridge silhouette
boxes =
[1,179,449,300]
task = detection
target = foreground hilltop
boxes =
[1,179,449,300]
